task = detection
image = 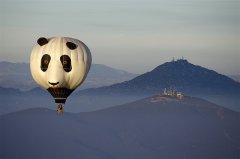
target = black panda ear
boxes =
[37,37,48,46]
[66,42,77,50]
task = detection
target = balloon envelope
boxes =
[30,37,92,103]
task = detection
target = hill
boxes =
[0,62,35,91]
[77,59,240,111]
[80,59,240,95]
[1,95,240,159]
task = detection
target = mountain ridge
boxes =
[78,59,240,95]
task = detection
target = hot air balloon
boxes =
[30,37,92,112]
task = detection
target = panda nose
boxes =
[48,81,59,86]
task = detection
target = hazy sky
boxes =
[1,0,239,74]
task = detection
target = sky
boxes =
[0,0,239,75]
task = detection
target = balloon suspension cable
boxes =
[57,103,63,114]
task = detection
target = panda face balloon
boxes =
[30,37,92,104]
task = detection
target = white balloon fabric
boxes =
[30,37,92,104]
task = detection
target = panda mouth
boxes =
[48,81,60,88]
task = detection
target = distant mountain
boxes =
[1,95,239,159]
[229,74,240,83]
[0,62,36,91]
[0,86,22,95]
[0,61,137,91]
[80,59,240,95]
[81,64,138,90]
[78,59,240,111]
[0,87,53,115]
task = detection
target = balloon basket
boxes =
[57,104,63,114]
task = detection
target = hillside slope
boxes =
[1,96,240,159]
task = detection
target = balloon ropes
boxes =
[30,37,92,112]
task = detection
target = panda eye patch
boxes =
[60,55,72,72]
[41,54,51,72]
[66,42,77,50]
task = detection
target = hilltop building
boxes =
[163,88,184,99]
